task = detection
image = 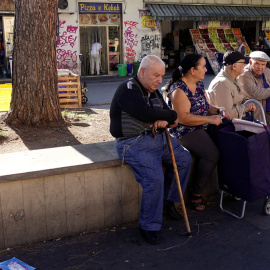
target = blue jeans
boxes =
[116,132,191,231]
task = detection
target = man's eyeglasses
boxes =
[235,61,246,64]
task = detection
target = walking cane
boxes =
[164,129,191,236]
[152,127,191,236]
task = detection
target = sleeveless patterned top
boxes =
[167,80,209,139]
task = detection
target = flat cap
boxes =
[249,51,270,62]
[223,51,245,66]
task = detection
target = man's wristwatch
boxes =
[217,107,225,115]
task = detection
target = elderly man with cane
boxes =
[110,55,191,245]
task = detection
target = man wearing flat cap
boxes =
[208,51,256,119]
[238,51,270,124]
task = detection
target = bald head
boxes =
[138,55,165,73]
[137,55,165,93]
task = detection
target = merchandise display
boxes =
[217,29,227,43]
[190,26,252,74]
[224,28,235,42]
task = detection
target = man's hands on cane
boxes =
[150,120,169,130]
[150,119,178,130]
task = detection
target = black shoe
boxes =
[163,200,182,220]
[140,228,160,245]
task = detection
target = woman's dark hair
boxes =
[165,53,204,92]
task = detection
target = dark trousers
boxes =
[179,129,219,194]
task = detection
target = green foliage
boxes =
[61,109,98,122]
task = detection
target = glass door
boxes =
[80,26,108,75]
[108,26,120,74]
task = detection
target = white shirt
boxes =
[91,42,102,55]
[238,44,245,56]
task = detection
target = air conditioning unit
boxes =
[58,0,76,14]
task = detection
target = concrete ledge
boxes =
[0,140,219,250]
[0,141,121,182]
[0,141,143,249]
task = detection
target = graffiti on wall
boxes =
[56,20,79,74]
[141,34,161,55]
[124,21,139,63]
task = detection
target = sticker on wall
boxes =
[142,16,156,28]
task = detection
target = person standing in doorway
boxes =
[91,41,102,75]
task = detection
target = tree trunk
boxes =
[6,0,64,127]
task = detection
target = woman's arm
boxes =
[169,88,223,126]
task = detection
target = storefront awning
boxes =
[146,4,270,21]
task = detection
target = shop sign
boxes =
[198,21,208,29]
[79,3,122,14]
[220,21,231,29]
[199,20,231,29]
[142,16,156,28]
[79,13,120,26]
[208,21,220,28]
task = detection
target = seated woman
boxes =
[165,53,230,210]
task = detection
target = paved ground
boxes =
[0,195,270,269]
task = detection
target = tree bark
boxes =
[6,0,64,127]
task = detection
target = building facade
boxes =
[1,0,270,77]
[145,0,270,70]
[57,0,161,76]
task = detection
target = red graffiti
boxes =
[124,21,138,28]
[58,31,77,48]
[67,35,77,48]
[56,21,78,73]
[57,61,78,71]
[59,20,66,28]
[124,26,138,50]
[124,21,138,61]
[124,47,136,63]
[57,49,77,63]
[67,25,78,34]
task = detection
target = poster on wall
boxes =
[142,16,156,28]
[139,10,160,30]
[2,16,14,57]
